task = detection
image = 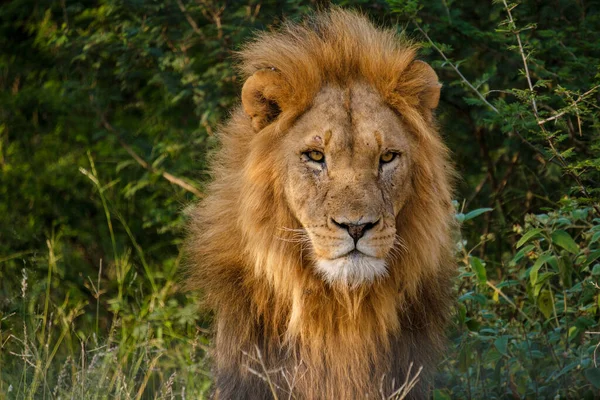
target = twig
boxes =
[466,174,489,207]
[244,346,281,400]
[197,1,225,40]
[413,20,499,113]
[501,0,538,116]
[99,114,203,198]
[134,354,162,400]
[537,85,600,126]
[486,281,534,324]
[175,0,206,39]
[281,360,304,400]
[536,105,599,213]
[0,250,35,264]
[386,362,423,400]
[587,331,600,367]
[96,259,102,336]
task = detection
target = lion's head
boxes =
[277,82,433,286]
[232,10,451,294]
[187,8,456,398]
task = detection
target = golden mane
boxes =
[186,8,456,399]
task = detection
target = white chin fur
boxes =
[315,254,388,287]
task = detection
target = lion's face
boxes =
[281,82,414,286]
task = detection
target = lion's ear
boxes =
[410,60,442,110]
[241,69,291,132]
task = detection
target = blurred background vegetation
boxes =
[1,0,599,398]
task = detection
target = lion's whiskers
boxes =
[275,236,310,243]
[386,234,407,264]
[278,226,307,233]
[275,226,310,244]
[394,234,408,253]
[387,247,401,264]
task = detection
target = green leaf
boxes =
[537,289,553,319]
[585,368,600,389]
[510,244,534,266]
[463,207,493,221]
[553,361,579,380]
[530,252,553,287]
[533,272,556,297]
[551,230,579,254]
[470,256,487,284]
[483,348,503,364]
[568,326,579,342]
[494,336,508,356]
[459,292,487,305]
[591,231,600,244]
[517,228,543,248]
[585,250,600,267]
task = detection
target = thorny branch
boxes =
[415,11,600,214]
[499,1,600,214]
[537,85,600,126]
[501,0,538,116]
[413,18,535,158]
[413,21,498,113]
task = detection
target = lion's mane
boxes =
[186,8,456,399]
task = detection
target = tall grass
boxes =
[0,155,211,399]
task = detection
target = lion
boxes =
[186,8,456,400]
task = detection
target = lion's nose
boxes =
[331,218,379,244]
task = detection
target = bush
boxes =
[1,0,599,398]
[439,202,600,398]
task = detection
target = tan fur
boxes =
[186,8,456,399]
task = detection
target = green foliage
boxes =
[444,203,600,398]
[1,0,599,398]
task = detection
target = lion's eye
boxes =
[380,151,398,164]
[305,150,325,163]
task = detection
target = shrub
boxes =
[1,0,599,397]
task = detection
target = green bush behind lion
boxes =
[1,0,599,398]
